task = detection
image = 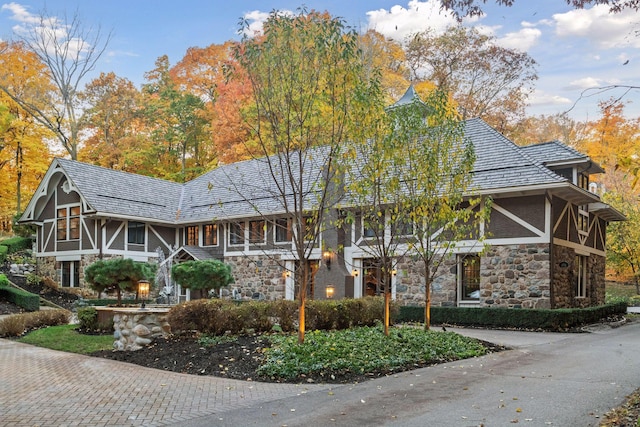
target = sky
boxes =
[1,0,639,123]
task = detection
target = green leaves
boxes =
[257,325,488,380]
[171,259,234,293]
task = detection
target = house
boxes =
[19,115,624,309]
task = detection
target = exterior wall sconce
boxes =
[326,285,335,299]
[392,269,397,276]
[323,251,332,270]
[284,270,291,278]
[352,269,359,277]
[138,280,150,309]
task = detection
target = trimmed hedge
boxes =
[397,302,628,331]
[82,298,139,306]
[0,286,40,312]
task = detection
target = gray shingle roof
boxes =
[56,159,183,223]
[33,118,599,226]
[520,140,604,174]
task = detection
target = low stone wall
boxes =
[110,308,171,351]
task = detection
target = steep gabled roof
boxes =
[21,118,614,226]
[465,118,569,191]
[521,140,604,174]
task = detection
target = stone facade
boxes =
[223,255,286,301]
[392,244,552,308]
[552,245,605,308]
[481,244,551,309]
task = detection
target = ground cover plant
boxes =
[89,323,500,384]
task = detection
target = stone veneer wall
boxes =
[481,244,551,308]
[552,245,605,308]
[37,254,118,293]
[224,255,286,300]
[112,309,171,351]
[394,243,551,308]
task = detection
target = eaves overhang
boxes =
[589,202,626,222]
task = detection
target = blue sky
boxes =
[1,0,639,122]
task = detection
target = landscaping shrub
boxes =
[0,286,40,311]
[269,299,298,332]
[0,245,7,263]
[0,309,71,337]
[167,297,393,336]
[0,236,33,253]
[397,302,628,331]
[26,273,43,286]
[77,307,99,331]
[0,273,9,288]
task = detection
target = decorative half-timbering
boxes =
[20,97,624,309]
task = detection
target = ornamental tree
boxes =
[84,258,155,306]
[171,260,234,298]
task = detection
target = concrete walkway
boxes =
[1,322,638,427]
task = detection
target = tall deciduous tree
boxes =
[405,26,537,135]
[142,55,210,181]
[358,30,410,104]
[398,90,490,330]
[79,72,144,171]
[233,9,374,344]
[0,42,53,229]
[0,8,111,160]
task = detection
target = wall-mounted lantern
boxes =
[138,280,150,309]
[323,251,332,270]
[326,284,335,299]
[352,269,359,277]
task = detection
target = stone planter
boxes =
[107,307,171,351]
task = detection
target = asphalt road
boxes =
[179,321,640,427]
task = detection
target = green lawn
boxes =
[18,324,113,354]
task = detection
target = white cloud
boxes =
[497,27,541,51]
[1,2,39,24]
[240,10,271,37]
[553,5,640,49]
[565,77,602,90]
[529,89,572,106]
[366,0,458,42]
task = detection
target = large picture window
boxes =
[57,205,80,241]
[127,222,145,245]
[459,254,480,302]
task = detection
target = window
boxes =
[576,255,588,298]
[459,254,480,301]
[392,217,414,237]
[362,213,381,239]
[249,220,266,244]
[128,222,145,245]
[275,218,292,243]
[203,224,218,246]
[578,207,589,234]
[229,222,244,245]
[57,206,80,241]
[60,261,79,287]
[186,225,199,246]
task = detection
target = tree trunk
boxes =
[424,272,432,331]
[384,287,391,336]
